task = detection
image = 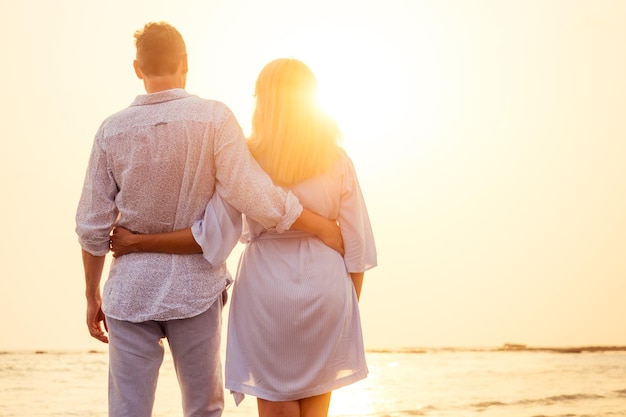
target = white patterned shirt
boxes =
[76,88,301,322]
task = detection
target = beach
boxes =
[2,346,625,416]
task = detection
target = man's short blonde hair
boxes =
[134,22,186,76]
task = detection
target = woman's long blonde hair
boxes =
[247,58,341,186]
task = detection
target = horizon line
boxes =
[3,343,626,355]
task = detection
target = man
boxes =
[76,22,342,417]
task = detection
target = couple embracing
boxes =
[76,21,376,417]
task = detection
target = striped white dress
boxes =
[224,149,377,404]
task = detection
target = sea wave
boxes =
[470,391,622,410]
[367,345,626,354]
[613,388,626,397]
[333,405,438,417]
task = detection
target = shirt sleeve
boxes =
[338,154,378,273]
[75,131,119,256]
[191,192,242,266]
[212,107,302,232]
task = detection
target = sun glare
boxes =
[192,9,443,164]
[267,21,444,173]
[328,379,377,416]
[269,25,418,150]
[313,34,408,144]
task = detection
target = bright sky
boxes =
[1,0,625,351]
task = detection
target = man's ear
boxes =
[133,60,143,79]
[181,54,188,74]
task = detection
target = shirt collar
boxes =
[130,88,191,107]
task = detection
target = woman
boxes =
[111,58,377,417]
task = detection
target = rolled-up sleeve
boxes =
[212,109,302,232]
[75,133,119,256]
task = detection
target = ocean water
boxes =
[1,348,625,417]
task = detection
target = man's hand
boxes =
[317,217,345,256]
[291,209,345,255]
[109,226,138,258]
[82,250,107,343]
[86,298,108,344]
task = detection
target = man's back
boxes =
[76,88,239,322]
[100,90,221,233]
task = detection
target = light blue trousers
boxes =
[106,296,224,417]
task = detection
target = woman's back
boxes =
[225,57,376,406]
[242,148,376,273]
[225,148,375,403]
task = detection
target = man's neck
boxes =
[143,74,186,94]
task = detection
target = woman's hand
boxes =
[109,226,139,258]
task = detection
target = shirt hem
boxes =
[102,292,224,323]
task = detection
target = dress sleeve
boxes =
[212,107,302,232]
[338,154,378,273]
[191,192,242,266]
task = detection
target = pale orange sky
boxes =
[1,0,625,351]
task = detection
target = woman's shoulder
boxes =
[332,146,357,173]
